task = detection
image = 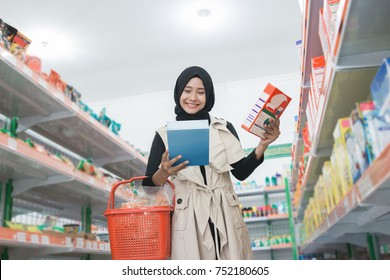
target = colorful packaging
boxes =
[333,118,353,193]
[366,114,390,159]
[0,19,17,50]
[344,127,362,183]
[350,102,374,172]
[242,83,292,139]
[311,55,325,99]
[370,57,390,120]
[321,161,335,213]
[9,31,31,61]
[24,55,42,73]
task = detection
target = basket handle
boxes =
[107,175,175,210]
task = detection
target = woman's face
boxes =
[179,77,206,114]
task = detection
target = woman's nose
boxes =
[189,91,198,101]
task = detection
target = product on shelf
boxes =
[371,57,390,119]
[321,161,336,213]
[0,19,17,50]
[24,55,42,73]
[323,0,340,44]
[9,31,31,61]
[77,159,96,176]
[99,108,112,128]
[242,83,292,139]
[64,84,82,103]
[318,8,331,60]
[333,118,353,193]
[63,224,80,235]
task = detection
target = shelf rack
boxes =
[0,44,148,259]
[295,0,390,258]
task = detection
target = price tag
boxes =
[41,235,50,245]
[71,103,79,112]
[356,175,373,200]
[4,53,16,66]
[76,237,84,248]
[106,185,112,192]
[89,177,95,185]
[22,66,33,78]
[39,78,48,89]
[343,197,350,212]
[65,237,72,247]
[15,232,26,242]
[54,91,65,102]
[92,241,98,250]
[30,234,40,244]
[86,240,92,249]
[104,243,110,251]
[88,116,94,123]
[7,138,17,151]
[99,243,105,250]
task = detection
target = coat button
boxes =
[177,198,182,204]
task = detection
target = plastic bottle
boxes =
[265,176,270,187]
[271,176,277,186]
[276,172,283,186]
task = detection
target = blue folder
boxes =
[167,120,209,166]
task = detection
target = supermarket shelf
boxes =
[0,48,147,179]
[301,144,390,253]
[300,0,324,87]
[252,243,293,252]
[296,0,390,221]
[244,214,289,223]
[0,227,110,259]
[236,185,286,197]
[291,137,304,189]
[0,132,131,222]
[296,154,328,221]
[332,0,390,69]
[310,66,378,154]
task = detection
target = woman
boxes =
[143,66,281,260]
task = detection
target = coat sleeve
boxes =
[226,122,264,181]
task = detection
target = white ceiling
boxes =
[2,0,302,102]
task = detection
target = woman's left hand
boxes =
[261,116,281,147]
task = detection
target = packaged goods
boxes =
[9,31,31,61]
[0,19,17,50]
[242,83,292,139]
[120,185,172,209]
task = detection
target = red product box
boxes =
[242,83,292,139]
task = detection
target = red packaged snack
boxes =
[10,31,31,61]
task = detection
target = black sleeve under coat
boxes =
[142,122,264,186]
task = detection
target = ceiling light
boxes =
[198,9,211,17]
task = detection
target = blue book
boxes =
[167,120,209,166]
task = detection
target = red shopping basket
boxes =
[104,176,174,260]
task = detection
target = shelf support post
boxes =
[1,247,9,260]
[347,243,355,259]
[82,205,92,233]
[367,233,380,260]
[285,177,298,260]
[3,180,13,226]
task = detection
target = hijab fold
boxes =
[174,66,215,122]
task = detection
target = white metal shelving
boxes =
[237,185,295,259]
[0,44,147,259]
[295,0,390,256]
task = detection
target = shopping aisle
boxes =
[292,0,390,260]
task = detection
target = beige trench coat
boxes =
[157,117,253,260]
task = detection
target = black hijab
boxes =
[174,66,215,122]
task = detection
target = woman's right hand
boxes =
[160,150,189,175]
[152,150,189,185]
